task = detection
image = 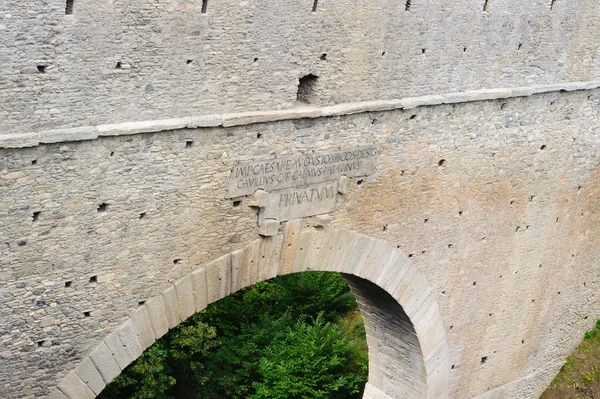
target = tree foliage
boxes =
[99,272,368,399]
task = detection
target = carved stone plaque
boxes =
[227,145,379,198]
[258,181,339,223]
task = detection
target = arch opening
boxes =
[52,228,449,399]
[99,271,370,398]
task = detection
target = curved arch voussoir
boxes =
[52,227,448,399]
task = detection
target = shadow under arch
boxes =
[52,226,449,399]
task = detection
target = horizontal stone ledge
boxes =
[3,79,600,149]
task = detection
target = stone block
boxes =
[258,234,283,281]
[391,265,418,302]
[356,239,392,280]
[162,285,181,329]
[145,296,169,339]
[191,268,208,312]
[230,250,243,293]
[313,214,332,228]
[49,389,68,399]
[375,254,408,291]
[74,356,105,395]
[89,341,121,384]
[248,189,268,208]
[116,318,143,360]
[174,274,195,322]
[130,306,156,351]
[39,316,55,327]
[278,219,302,276]
[103,332,131,370]
[398,271,429,306]
[291,230,313,274]
[338,175,351,194]
[318,230,349,272]
[301,230,329,272]
[339,234,375,276]
[57,370,96,399]
[404,286,434,317]
[240,239,260,288]
[205,256,231,303]
[258,181,338,223]
[258,219,280,236]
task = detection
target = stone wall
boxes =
[1,86,600,398]
[1,0,600,135]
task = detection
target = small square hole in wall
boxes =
[37,65,46,73]
[185,140,193,148]
[296,74,318,104]
[115,62,122,69]
[31,159,37,165]
[84,311,91,317]
[97,203,108,213]
[138,301,146,306]
[173,258,182,265]
[89,276,98,283]
[65,0,74,14]
[232,200,241,208]
[37,340,45,347]
[32,211,41,222]
[139,212,146,219]
[481,356,488,364]
[65,281,72,288]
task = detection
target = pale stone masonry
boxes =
[3,1,600,398]
[2,89,600,398]
[52,231,448,399]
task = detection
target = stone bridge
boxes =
[2,0,600,398]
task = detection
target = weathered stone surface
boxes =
[57,371,95,399]
[49,389,68,399]
[130,306,156,352]
[116,319,143,360]
[278,219,303,276]
[4,80,600,399]
[190,268,209,313]
[240,240,260,289]
[89,341,121,384]
[258,181,339,223]
[257,235,283,281]
[162,286,181,329]
[74,357,105,395]
[145,296,169,339]
[103,333,131,370]
[258,219,280,236]
[338,175,352,195]
[227,146,379,197]
[174,275,195,322]
[205,256,231,303]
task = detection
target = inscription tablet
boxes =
[258,181,339,223]
[227,145,379,198]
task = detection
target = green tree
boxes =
[251,313,363,399]
[99,320,218,399]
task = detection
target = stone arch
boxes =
[51,224,449,399]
